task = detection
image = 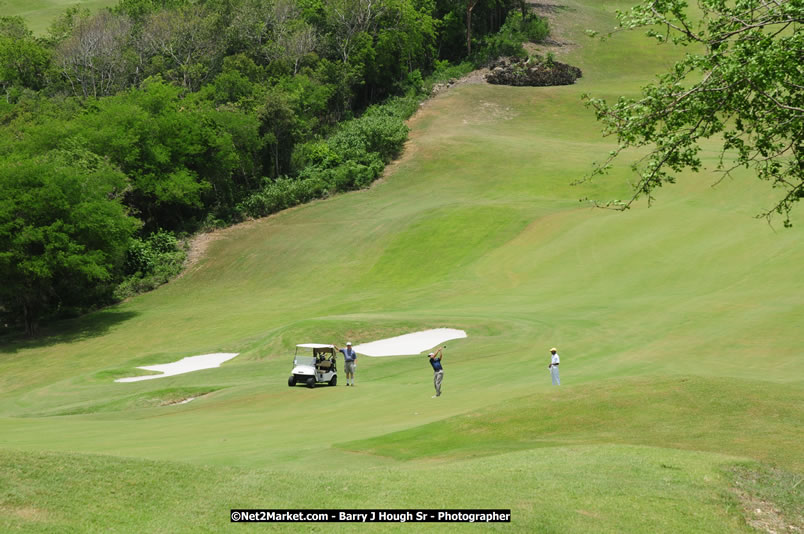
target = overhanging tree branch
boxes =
[580,0,803,226]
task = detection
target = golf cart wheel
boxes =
[288,376,296,387]
[306,377,315,389]
[329,375,337,387]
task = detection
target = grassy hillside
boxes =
[1,0,802,532]
[1,0,117,34]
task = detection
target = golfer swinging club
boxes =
[428,346,446,397]
[548,347,560,385]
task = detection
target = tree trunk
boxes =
[23,300,38,337]
[274,143,279,178]
[466,1,478,56]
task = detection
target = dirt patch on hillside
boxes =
[179,219,261,277]
[733,489,803,533]
[430,68,491,96]
[1,505,49,522]
[461,99,518,124]
[181,232,223,275]
[728,465,804,534]
[524,1,577,57]
[380,66,505,180]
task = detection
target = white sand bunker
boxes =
[115,353,239,383]
[353,328,467,357]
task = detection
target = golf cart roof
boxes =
[296,343,335,349]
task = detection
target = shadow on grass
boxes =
[0,309,139,354]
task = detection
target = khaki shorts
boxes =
[344,361,356,374]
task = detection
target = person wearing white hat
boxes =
[335,342,358,386]
[548,348,560,385]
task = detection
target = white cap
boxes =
[346,342,352,345]
[428,352,434,356]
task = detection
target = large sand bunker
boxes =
[115,353,239,383]
[352,328,467,357]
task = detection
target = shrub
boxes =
[238,60,484,220]
[116,230,186,300]
[431,60,475,83]
[522,15,549,42]
[399,69,426,96]
[291,141,342,172]
[363,95,420,121]
[329,114,408,164]
[474,13,549,65]
[146,230,179,254]
[237,175,330,218]
[124,238,156,275]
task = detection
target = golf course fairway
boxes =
[1,0,802,532]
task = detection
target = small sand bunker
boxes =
[353,328,467,357]
[115,353,239,383]
[165,396,198,406]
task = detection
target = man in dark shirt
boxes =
[335,342,358,386]
[428,347,445,397]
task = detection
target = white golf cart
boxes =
[288,344,338,388]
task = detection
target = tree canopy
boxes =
[0,152,139,335]
[581,0,803,226]
[1,0,550,334]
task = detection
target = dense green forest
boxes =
[0,0,548,335]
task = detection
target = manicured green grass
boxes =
[0,0,801,532]
[341,376,804,472]
[1,0,117,35]
[0,446,759,533]
[25,387,222,417]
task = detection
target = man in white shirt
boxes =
[548,348,560,385]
